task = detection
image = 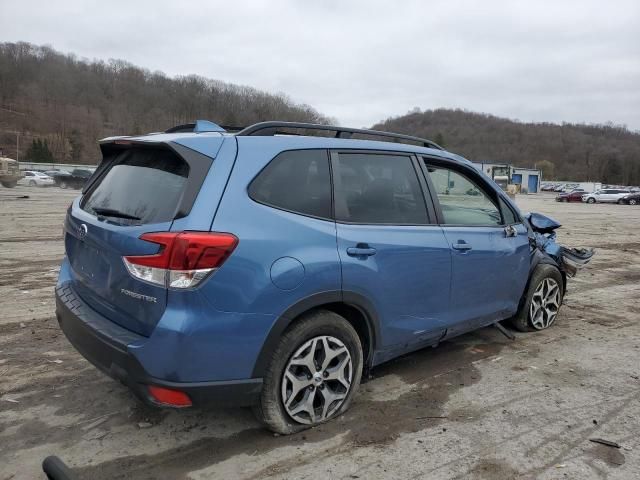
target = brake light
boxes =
[123,232,238,289]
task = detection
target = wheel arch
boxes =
[518,250,566,312]
[251,291,380,378]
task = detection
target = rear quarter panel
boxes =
[204,138,341,318]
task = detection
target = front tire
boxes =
[630,199,638,206]
[60,181,68,189]
[587,197,596,204]
[254,310,363,435]
[511,264,564,332]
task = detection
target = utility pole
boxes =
[16,132,19,162]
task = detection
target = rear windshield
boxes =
[82,148,189,225]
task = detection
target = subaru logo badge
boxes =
[78,223,88,240]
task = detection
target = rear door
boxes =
[65,144,214,336]
[600,189,616,202]
[421,159,530,335]
[332,151,451,352]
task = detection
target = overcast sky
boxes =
[2,0,639,130]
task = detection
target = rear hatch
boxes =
[65,144,212,336]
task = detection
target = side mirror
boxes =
[527,212,562,234]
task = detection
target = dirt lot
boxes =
[1,186,639,480]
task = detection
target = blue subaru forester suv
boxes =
[56,120,590,434]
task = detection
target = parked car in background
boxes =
[619,192,640,205]
[55,120,594,434]
[19,170,55,187]
[582,189,631,204]
[50,168,93,189]
[556,189,585,202]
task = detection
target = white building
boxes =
[473,162,542,194]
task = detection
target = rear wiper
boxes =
[91,207,141,220]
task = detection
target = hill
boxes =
[0,42,329,165]
[373,109,640,185]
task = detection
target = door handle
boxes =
[346,243,377,257]
[452,241,472,251]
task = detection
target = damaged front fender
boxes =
[525,212,595,278]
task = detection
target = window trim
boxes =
[330,149,434,226]
[247,148,334,222]
[419,156,520,228]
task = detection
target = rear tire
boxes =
[511,264,564,332]
[60,181,68,189]
[254,310,363,435]
[1,181,17,188]
[630,199,638,206]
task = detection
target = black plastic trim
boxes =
[169,142,215,219]
[251,290,381,377]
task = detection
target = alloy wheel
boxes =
[630,199,637,205]
[281,335,352,424]
[529,278,561,330]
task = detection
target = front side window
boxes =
[426,164,502,226]
[249,149,331,219]
[332,153,428,224]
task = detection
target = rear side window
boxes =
[332,153,428,224]
[82,148,189,225]
[249,150,331,219]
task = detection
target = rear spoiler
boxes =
[164,120,245,133]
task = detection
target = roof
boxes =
[99,120,475,167]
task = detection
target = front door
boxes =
[422,160,530,336]
[332,152,451,353]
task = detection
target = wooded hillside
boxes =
[2,42,638,184]
[374,109,640,184]
[0,42,329,164]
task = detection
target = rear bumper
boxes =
[55,283,262,407]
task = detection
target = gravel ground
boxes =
[1,186,639,480]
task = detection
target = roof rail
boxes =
[235,121,443,150]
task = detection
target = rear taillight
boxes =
[123,232,238,289]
